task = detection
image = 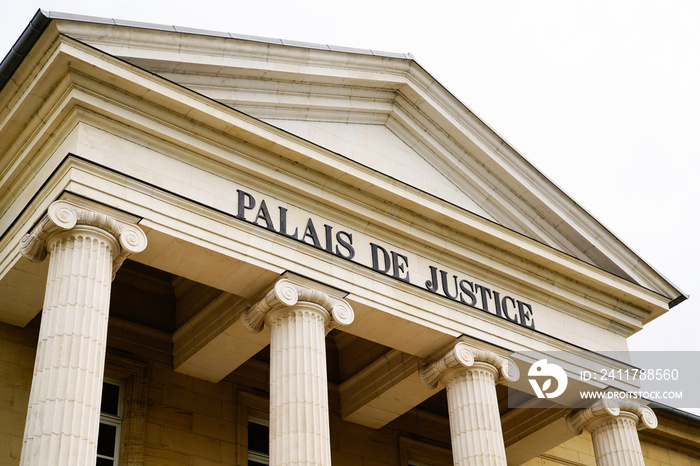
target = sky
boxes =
[0,1,698,356]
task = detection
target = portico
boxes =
[0,10,694,466]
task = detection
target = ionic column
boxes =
[567,399,657,466]
[419,342,519,466]
[18,200,147,466]
[243,278,354,466]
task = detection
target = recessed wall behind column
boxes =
[104,260,455,465]
[0,318,38,465]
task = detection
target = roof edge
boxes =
[649,401,700,424]
[29,10,414,60]
[0,10,687,311]
[404,58,688,308]
[0,9,414,94]
[0,9,51,93]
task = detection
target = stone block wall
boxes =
[2,316,699,466]
[0,320,37,466]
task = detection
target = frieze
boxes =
[235,189,536,329]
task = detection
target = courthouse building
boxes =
[1,9,699,466]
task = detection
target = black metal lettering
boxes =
[302,218,322,248]
[517,300,535,329]
[391,251,411,283]
[502,295,519,323]
[474,284,493,313]
[370,243,391,274]
[425,265,439,292]
[236,189,256,220]
[459,280,477,306]
[324,224,334,253]
[278,206,299,239]
[254,200,276,231]
[439,269,459,300]
[335,231,355,260]
[493,290,503,317]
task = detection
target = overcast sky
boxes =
[1,1,698,357]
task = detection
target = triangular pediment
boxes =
[83,27,641,283]
[0,11,685,312]
[260,120,497,222]
[104,54,596,257]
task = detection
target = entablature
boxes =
[0,29,678,344]
[45,17,683,298]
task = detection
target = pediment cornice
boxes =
[44,18,683,301]
[0,22,684,329]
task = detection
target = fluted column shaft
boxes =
[243,277,354,466]
[567,400,657,466]
[21,228,116,465]
[268,304,331,466]
[589,413,645,466]
[18,201,146,466]
[445,363,506,465]
[419,342,519,466]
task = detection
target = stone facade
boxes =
[0,10,696,466]
[1,316,699,465]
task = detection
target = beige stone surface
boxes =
[0,11,694,466]
[566,400,660,466]
[18,202,147,466]
[0,322,36,466]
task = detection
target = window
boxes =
[237,392,270,466]
[97,379,124,466]
[399,437,452,466]
[247,417,269,465]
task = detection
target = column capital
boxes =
[19,200,147,274]
[419,341,520,389]
[566,398,658,435]
[242,277,354,333]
